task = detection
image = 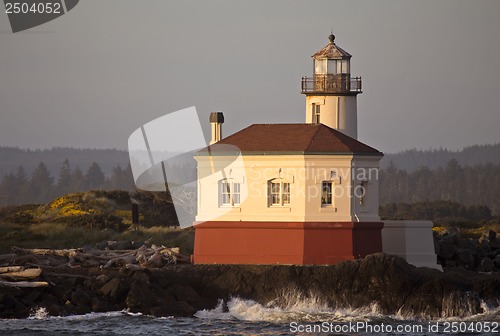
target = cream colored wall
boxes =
[302,155,354,222]
[196,155,306,222]
[351,156,381,222]
[305,95,357,139]
[195,153,381,223]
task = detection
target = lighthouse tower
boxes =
[301,34,362,139]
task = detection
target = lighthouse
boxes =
[184,32,442,270]
[302,34,361,139]
[192,33,385,265]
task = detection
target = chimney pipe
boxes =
[209,112,224,145]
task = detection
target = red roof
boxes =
[199,124,382,156]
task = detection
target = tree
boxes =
[106,164,135,191]
[84,162,105,190]
[70,166,84,192]
[15,165,31,203]
[30,161,54,204]
[56,159,72,196]
[0,172,17,205]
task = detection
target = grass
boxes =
[0,222,195,254]
[432,224,499,239]
[0,191,195,255]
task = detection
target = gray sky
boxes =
[1,0,499,154]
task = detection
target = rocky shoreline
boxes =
[435,228,500,272]
[0,253,499,320]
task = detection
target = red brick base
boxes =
[193,221,383,265]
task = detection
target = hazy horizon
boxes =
[1,1,500,154]
[1,141,499,155]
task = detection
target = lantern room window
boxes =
[314,59,327,74]
[324,59,350,75]
[315,59,350,75]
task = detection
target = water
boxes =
[0,297,499,335]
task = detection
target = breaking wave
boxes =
[195,290,500,323]
[195,296,389,323]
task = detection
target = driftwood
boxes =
[0,280,48,288]
[0,266,24,273]
[12,247,80,257]
[0,268,41,280]
[43,272,93,279]
[0,254,17,261]
[10,243,190,269]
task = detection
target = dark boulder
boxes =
[454,249,476,270]
[99,277,129,303]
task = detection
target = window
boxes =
[328,60,337,74]
[221,181,231,205]
[321,181,333,206]
[271,182,280,205]
[314,59,326,74]
[233,182,241,205]
[269,181,291,206]
[219,180,240,206]
[312,103,320,124]
[282,182,290,205]
[341,59,350,74]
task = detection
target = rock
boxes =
[439,236,458,260]
[47,304,62,316]
[126,278,154,313]
[148,300,195,317]
[454,249,475,270]
[71,303,91,315]
[479,257,494,273]
[170,301,196,317]
[1,254,499,319]
[132,271,150,284]
[477,240,490,258]
[99,277,129,302]
[70,290,91,308]
[445,260,457,267]
[479,230,497,244]
[95,274,109,284]
[494,255,500,268]
[90,298,115,312]
[457,238,475,250]
[150,270,173,288]
[172,284,201,304]
[23,288,43,305]
[0,292,24,310]
[490,230,497,243]
[38,293,58,308]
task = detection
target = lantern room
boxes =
[302,34,361,94]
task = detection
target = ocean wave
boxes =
[27,308,137,321]
[195,297,392,323]
[195,294,500,324]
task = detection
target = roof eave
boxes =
[196,150,383,157]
